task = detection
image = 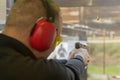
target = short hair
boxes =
[5,0,60,30]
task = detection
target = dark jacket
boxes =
[0,34,86,80]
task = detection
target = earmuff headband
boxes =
[43,0,55,22]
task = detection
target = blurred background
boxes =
[0,0,120,80]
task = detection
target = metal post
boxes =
[103,28,106,74]
[79,7,84,24]
[79,7,88,80]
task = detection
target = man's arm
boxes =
[65,55,86,80]
[47,55,86,80]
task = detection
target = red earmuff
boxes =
[29,20,56,51]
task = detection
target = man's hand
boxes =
[68,48,90,65]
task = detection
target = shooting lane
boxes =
[53,0,120,80]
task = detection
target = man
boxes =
[0,0,90,80]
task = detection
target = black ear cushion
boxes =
[30,23,37,36]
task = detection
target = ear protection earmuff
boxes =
[29,0,57,51]
[30,19,56,51]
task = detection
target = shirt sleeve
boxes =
[49,55,86,80]
[52,59,67,64]
[65,55,86,80]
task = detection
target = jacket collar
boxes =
[0,34,36,59]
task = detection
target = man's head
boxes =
[3,0,62,58]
